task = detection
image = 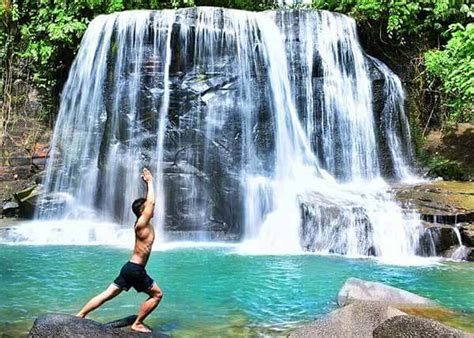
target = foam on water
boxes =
[0,220,441,266]
[0,220,134,246]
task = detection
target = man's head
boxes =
[132,198,146,218]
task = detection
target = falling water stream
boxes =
[4,8,428,262]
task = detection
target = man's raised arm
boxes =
[137,168,155,227]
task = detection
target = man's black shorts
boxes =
[113,261,154,292]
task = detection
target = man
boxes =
[77,168,162,333]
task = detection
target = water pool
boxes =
[0,244,473,336]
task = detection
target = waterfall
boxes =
[28,7,424,260]
[369,57,416,181]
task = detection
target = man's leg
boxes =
[131,283,163,333]
[76,284,123,318]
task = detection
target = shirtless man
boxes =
[77,168,162,333]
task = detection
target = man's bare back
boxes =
[77,168,162,333]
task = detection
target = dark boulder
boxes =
[393,181,474,257]
[461,223,474,246]
[14,185,41,219]
[2,201,19,217]
[29,314,169,338]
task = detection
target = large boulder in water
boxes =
[29,314,169,337]
[373,315,470,337]
[290,301,405,337]
[337,278,438,308]
[291,279,470,337]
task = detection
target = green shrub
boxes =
[425,153,469,180]
[424,23,474,124]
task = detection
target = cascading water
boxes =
[7,7,427,261]
[370,57,416,181]
[450,226,469,261]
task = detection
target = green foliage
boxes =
[425,153,469,181]
[310,0,473,43]
[0,0,196,120]
[424,23,474,124]
[312,0,468,43]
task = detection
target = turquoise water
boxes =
[0,244,473,336]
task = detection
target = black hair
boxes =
[132,198,146,218]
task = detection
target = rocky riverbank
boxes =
[290,278,473,337]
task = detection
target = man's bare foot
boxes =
[76,313,85,318]
[131,322,151,333]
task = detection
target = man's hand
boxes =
[141,168,153,183]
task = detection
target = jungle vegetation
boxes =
[0,0,472,149]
